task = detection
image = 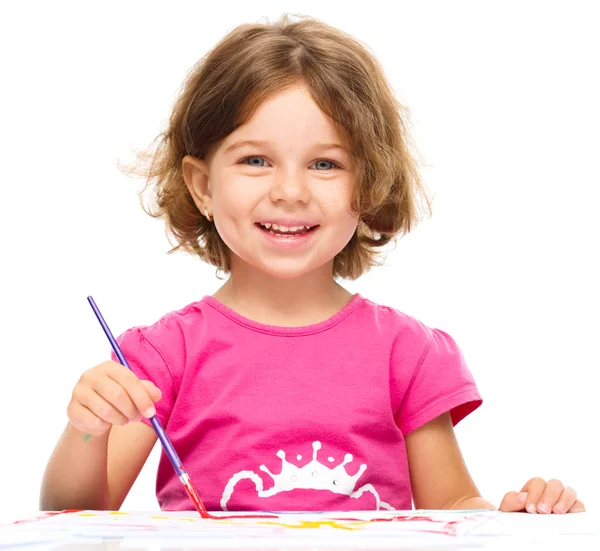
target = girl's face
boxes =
[184,83,359,279]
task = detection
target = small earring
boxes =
[204,207,212,222]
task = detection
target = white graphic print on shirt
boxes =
[220,441,395,511]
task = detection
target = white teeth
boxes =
[259,222,315,232]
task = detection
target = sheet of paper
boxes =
[0,509,497,548]
[2,510,598,550]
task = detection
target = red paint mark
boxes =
[335,515,441,522]
[214,512,280,520]
[332,514,480,537]
[2,510,81,527]
[181,477,278,520]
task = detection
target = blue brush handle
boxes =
[87,296,186,478]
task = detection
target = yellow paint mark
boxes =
[108,512,128,515]
[178,517,196,522]
[258,519,365,531]
[150,516,171,520]
[77,513,97,517]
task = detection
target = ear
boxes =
[182,155,212,212]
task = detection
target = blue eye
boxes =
[312,160,338,170]
[243,156,269,167]
[240,156,339,170]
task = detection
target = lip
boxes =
[255,223,319,250]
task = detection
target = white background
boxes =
[1,0,598,519]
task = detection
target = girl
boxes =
[41,14,584,515]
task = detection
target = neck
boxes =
[212,260,353,327]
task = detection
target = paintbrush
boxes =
[87,295,209,518]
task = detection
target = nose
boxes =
[269,169,311,204]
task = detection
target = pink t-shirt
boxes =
[112,293,482,512]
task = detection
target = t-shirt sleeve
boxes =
[394,326,482,435]
[110,326,175,429]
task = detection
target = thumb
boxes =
[499,491,528,512]
[141,380,162,402]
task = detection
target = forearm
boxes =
[449,496,497,511]
[40,422,111,511]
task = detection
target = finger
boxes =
[67,402,112,436]
[105,364,157,418]
[141,380,162,403]
[537,479,564,514]
[521,477,547,514]
[93,375,142,422]
[77,386,130,426]
[567,500,586,513]
[552,486,577,514]
[499,491,528,512]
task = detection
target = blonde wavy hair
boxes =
[118,13,432,280]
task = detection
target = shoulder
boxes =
[357,296,462,370]
[119,298,209,352]
[358,295,434,345]
[113,299,213,388]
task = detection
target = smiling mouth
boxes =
[255,223,319,236]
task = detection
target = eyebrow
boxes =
[223,139,349,155]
